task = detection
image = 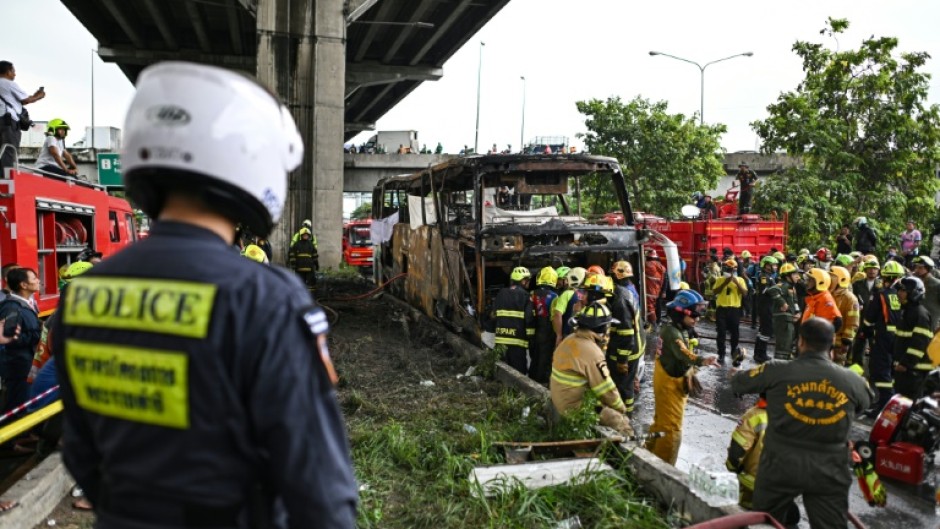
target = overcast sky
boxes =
[7,0,940,152]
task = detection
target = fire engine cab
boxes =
[342,219,373,270]
[0,167,137,316]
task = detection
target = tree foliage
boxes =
[752,18,940,251]
[351,202,372,220]
[576,96,726,218]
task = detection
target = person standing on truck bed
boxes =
[0,60,45,171]
[493,267,535,375]
[52,61,357,529]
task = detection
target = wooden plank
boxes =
[469,458,614,498]
[492,437,624,454]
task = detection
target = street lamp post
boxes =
[91,49,96,150]
[474,41,485,154]
[648,51,753,125]
[519,76,526,154]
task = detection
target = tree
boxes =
[752,18,940,252]
[576,96,726,218]
[351,202,372,220]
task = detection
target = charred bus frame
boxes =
[371,154,656,343]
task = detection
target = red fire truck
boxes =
[0,167,138,316]
[342,219,373,270]
[608,188,788,290]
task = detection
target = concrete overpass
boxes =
[59,0,510,267]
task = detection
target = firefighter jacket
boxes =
[659,321,706,378]
[921,273,940,332]
[832,287,860,344]
[493,285,535,348]
[754,271,777,311]
[550,329,626,414]
[607,283,638,362]
[802,290,842,328]
[645,259,666,310]
[853,277,882,311]
[52,221,357,529]
[288,238,319,272]
[895,301,933,372]
[767,280,799,320]
[731,351,871,456]
[861,285,902,340]
[726,399,767,494]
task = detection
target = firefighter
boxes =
[893,276,933,399]
[725,393,767,508]
[911,256,940,331]
[493,266,535,375]
[242,243,268,264]
[529,266,559,383]
[608,260,642,411]
[52,62,356,528]
[290,219,318,246]
[731,318,871,529]
[288,227,319,288]
[740,250,754,319]
[829,266,860,366]
[713,258,748,364]
[644,250,666,325]
[645,289,718,465]
[554,267,586,343]
[753,255,779,364]
[550,301,633,436]
[815,247,833,271]
[859,259,904,415]
[767,262,801,360]
[801,268,843,331]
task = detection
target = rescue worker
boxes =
[291,219,318,246]
[713,258,748,364]
[815,247,832,271]
[725,393,767,509]
[767,262,801,360]
[53,62,357,528]
[829,266,860,366]
[554,267,586,343]
[554,266,570,292]
[801,268,843,331]
[850,258,881,366]
[703,250,721,322]
[753,255,779,364]
[645,289,718,465]
[493,266,535,375]
[529,266,559,383]
[859,259,905,415]
[644,250,666,325]
[288,227,318,288]
[608,261,642,411]
[731,318,871,529]
[740,250,754,318]
[911,256,940,331]
[893,276,933,399]
[550,302,633,436]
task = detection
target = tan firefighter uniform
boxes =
[550,329,633,436]
[726,399,768,508]
[832,287,861,365]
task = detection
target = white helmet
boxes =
[122,61,304,237]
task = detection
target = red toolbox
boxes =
[875,442,926,485]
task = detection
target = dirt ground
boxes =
[29,276,499,528]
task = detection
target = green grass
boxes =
[347,388,672,529]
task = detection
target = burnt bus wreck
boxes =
[371,154,678,344]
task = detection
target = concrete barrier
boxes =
[1,454,75,529]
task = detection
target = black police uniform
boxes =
[54,222,357,529]
[731,352,871,529]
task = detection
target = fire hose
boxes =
[319,272,408,302]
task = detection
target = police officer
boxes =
[893,276,933,399]
[493,266,535,374]
[53,62,357,528]
[731,318,871,529]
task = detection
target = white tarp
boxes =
[370,211,399,244]
[408,195,437,229]
[483,205,563,225]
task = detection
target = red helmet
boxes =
[647,250,659,260]
[816,248,830,261]
[586,265,605,276]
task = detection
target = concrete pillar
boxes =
[256,0,346,267]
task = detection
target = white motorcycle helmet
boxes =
[122,61,304,237]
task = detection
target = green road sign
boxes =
[97,152,122,186]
